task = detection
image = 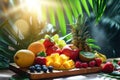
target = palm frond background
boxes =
[88,0,120,58]
[1,0,119,64]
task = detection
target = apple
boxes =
[46,45,61,56]
[61,44,80,61]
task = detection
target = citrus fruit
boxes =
[28,42,45,56]
[79,51,95,62]
[14,49,35,68]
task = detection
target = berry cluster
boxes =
[75,58,102,68]
[29,64,53,73]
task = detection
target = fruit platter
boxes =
[9,34,108,80]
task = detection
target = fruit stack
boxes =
[13,34,111,74]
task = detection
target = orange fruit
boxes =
[14,49,35,68]
[28,41,45,56]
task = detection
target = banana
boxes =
[94,51,107,63]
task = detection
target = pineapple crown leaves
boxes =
[86,38,101,50]
[76,14,91,40]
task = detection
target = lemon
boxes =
[14,49,35,68]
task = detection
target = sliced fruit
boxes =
[79,51,95,62]
[46,46,61,56]
[60,54,69,63]
[28,42,45,56]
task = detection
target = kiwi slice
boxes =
[79,51,95,62]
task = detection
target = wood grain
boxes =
[9,63,102,80]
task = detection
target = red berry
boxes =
[118,61,120,66]
[95,58,102,67]
[102,62,114,73]
[75,61,82,68]
[81,63,88,68]
[89,60,96,67]
[43,38,55,49]
[35,57,46,65]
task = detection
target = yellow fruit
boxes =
[50,53,60,61]
[63,61,71,69]
[67,60,75,67]
[14,49,35,68]
[46,56,53,66]
[60,54,69,63]
[95,51,107,62]
[28,42,45,56]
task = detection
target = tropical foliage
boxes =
[0,0,119,69]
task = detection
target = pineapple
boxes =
[71,15,91,52]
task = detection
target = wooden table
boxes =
[0,58,119,80]
[0,69,118,80]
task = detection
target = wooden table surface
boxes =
[0,58,119,80]
[0,69,118,80]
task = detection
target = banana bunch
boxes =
[94,51,107,63]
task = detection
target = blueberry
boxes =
[48,66,54,72]
[29,66,35,73]
[42,66,48,73]
[41,65,47,69]
[35,64,41,68]
[36,67,41,72]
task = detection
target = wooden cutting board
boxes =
[9,63,102,80]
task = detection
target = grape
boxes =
[57,39,66,49]
[44,34,50,39]
[52,34,59,43]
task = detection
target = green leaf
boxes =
[48,6,56,26]
[88,0,93,9]
[0,55,10,69]
[41,5,47,21]
[86,38,96,43]
[62,0,73,24]
[68,0,78,18]
[81,0,90,16]
[74,0,83,17]
[56,0,66,36]
[88,44,101,50]
[37,51,46,57]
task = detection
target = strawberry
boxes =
[35,57,46,65]
[89,60,96,67]
[95,58,102,67]
[102,62,114,73]
[118,61,120,66]
[43,38,55,49]
[75,61,82,68]
[81,62,88,68]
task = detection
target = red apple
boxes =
[61,44,80,61]
[46,45,61,56]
